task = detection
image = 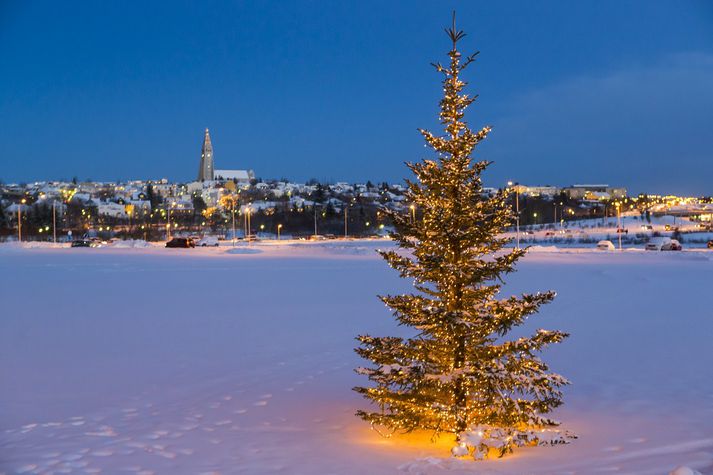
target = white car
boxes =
[197,236,220,247]
[596,240,615,251]
[645,237,682,251]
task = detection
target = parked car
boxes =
[641,225,653,230]
[707,240,713,249]
[664,224,680,232]
[165,237,195,248]
[616,228,628,234]
[71,239,94,248]
[662,239,682,251]
[596,240,615,251]
[197,236,220,247]
[645,237,682,251]
[544,231,556,237]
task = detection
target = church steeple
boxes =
[197,128,214,181]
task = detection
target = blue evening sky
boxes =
[1,1,712,194]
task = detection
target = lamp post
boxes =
[246,205,252,243]
[508,181,520,249]
[231,198,236,247]
[52,201,59,243]
[616,202,622,250]
[277,223,282,240]
[409,204,416,225]
[313,204,318,237]
[344,205,348,238]
[167,203,174,241]
[17,198,26,242]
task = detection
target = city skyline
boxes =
[1,1,712,194]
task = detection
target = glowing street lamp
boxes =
[52,200,58,243]
[409,204,416,225]
[245,205,252,243]
[17,198,26,242]
[616,202,622,250]
[277,223,283,241]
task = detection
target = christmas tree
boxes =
[354,14,573,460]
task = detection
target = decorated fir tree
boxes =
[354,15,573,460]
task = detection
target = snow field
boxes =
[1,242,712,474]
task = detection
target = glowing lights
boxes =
[354,17,570,460]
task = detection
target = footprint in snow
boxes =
[16,464,38,474]
[62,453,84,461]
[91,449,113,457]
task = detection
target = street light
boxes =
[313,204,319,237]
[167,203,175,241]
[409,204,416,225]
[616,202,622,250]
[508,182,520,249]
[277,223,283,240]
[17,198,26,242]
[245,205,252,243]
[52,200,57,243]
[344,205,349,238]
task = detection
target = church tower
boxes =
[197,128,214,181]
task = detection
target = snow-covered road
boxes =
[1,242,712,474]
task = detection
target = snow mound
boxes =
[226,247,263,255]
[526,245,560,253]
[669,467,702,475]
[110,239,151,248]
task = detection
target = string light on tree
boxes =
[354,13,573,460]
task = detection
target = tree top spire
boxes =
[445,11,466,51]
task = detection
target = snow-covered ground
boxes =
[1,241,712,474]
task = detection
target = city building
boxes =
[563,184,627,201]
[509,184,560,197]
[197,128,214,181]
[214,169,254,185]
